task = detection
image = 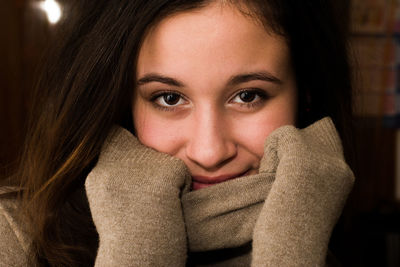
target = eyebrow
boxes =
[136,71,282,87]
[136,74,183,87]
[228,72,282,86]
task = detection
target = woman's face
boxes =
[133,3,297,190]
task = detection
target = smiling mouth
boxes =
[191,170,250,190]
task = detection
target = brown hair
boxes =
[8,0,352,265]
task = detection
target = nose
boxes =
[185,108,237,170]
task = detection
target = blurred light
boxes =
[39,0,62,24]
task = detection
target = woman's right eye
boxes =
[151,92,187,110]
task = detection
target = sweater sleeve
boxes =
[252,117,354,266]
[0,196,29,266]
[85,127,190,266]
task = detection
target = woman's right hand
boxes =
[85,126,191,267]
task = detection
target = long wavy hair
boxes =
[6,0,352,265]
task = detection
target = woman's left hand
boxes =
[252,117,355,266]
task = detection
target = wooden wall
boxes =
[0,0,51,178]
[0,0,25,177]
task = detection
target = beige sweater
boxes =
[0,117,354,266]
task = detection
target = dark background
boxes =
[1,1,398,266]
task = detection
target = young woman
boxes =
[0,0,354,266]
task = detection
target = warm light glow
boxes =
[39,0,62,24]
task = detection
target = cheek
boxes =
[133,105,185,155]
[232,99,297,158]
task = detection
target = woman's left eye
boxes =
[230,89,267,106]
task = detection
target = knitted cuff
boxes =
[260,117,344,174]
[252,117,354,266]
[96,126,191,192]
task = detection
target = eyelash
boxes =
[229,89,269,109]
[149,88,269,111]
[150,90,186,112]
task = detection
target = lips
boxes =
[191,170,249,190]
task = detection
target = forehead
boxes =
[137,2,290,82]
